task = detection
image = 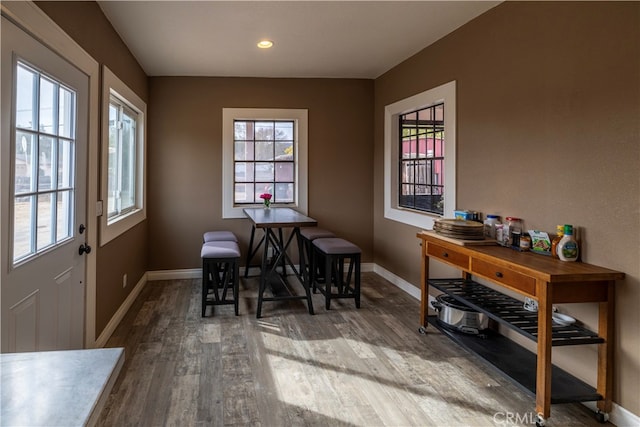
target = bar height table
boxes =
[243,207,318,318]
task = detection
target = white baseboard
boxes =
[99,264,639,426]
[146,268,201,281]
[373,264,421,300]
[94,272,148,348]
[583,401,639,427]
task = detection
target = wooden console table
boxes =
[417,231,624,426]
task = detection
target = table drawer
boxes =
[471,258,536,296]
[427,243,469,269]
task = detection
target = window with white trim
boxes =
[222,108,308,219]
[384,81,456,228]
[100,66,146,245]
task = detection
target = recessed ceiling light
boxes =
[257,40,274,49]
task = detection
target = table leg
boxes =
[245,225,256,278]
[597,281,615,414]
[419,242,429,330]
[535,280,553,421]
[256,229,272,318]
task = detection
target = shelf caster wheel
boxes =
[418,326,427,334]
[535,414,546,427]
[595,410,609,424]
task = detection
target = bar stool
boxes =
[201,241,241,317]
[203,230,238,243]
[312,237,361,310]
[299,227,335,287]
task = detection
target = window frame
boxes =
[99,65,146,245]
[384,81,456,228]
[222,108,308,219]
[398,102,445,215]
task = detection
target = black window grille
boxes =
[398,103,444,215]
[233,120,295,205]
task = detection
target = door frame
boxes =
[1,1,99,347]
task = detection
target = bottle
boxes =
[550,225,564,258]
[495,223,504,244]
[504,217,522,248]
[557,224,579,261]
[484,215,499,239]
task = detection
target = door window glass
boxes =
[12,61,76,264]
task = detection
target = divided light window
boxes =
[233,120,295,205]
[398,103,445,215]
[107,95,137,219]
[12,61,76,263]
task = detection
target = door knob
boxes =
[79,244,92,255]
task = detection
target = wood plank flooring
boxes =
[98,273,606,426]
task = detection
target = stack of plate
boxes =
[433,218,485,240]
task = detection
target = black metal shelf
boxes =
[427,317,602,404]
[428,278,604,346]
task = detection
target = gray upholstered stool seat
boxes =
[203,230,238,243]
[313,238,361,255]
[201,241,241,258]
[312,237,361,310]
[300,227,335,241]
[299,227,335,286]
[201,241,241,317]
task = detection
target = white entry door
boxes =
[1,17,89,352]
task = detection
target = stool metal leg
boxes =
[233,259,240,315]
[202,261,209,317]
[355,254,361,308]
[325,253,333,310]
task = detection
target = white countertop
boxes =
[1,347,125,426]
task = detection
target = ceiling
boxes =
[97,1,500,79]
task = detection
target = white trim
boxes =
[1,1,100,348]
[94,272,147,348]
[147,268,201,281]
[99,65,147,246]
[373,264,421,301]
[222,108,308,218]
[582,401,639,427]
[383,81,456,229]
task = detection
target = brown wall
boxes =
[148,77,374,270]
[36,1,149,337]
[374,1,640,414]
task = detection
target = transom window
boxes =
[233,120,295,205]
[398,103,444,215]
[13,61,76,263]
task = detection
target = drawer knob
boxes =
[442,252,449,258]
[495,272,504,278]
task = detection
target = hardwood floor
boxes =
[98,273,605,426]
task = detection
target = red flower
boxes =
[259,193,272,201]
